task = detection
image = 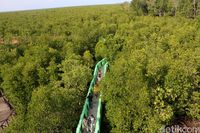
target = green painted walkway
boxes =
[76,58,108,133]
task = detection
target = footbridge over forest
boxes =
[0,90,15,130]
[76,58,109,133]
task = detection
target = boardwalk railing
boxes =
[76,58,108,133]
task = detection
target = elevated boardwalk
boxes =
[88,94,99,131]
[0,91,15,130]
[88,95,99,118]
[76,58,108,133]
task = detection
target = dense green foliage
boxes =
[100,16,200,132]
[0,4,132,132]
[131,0,200,18]
[0,3,199,133]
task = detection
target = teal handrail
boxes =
[76,58,108,133]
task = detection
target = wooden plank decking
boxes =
[0,94,14,130]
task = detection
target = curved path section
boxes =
[76,58,108,133]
